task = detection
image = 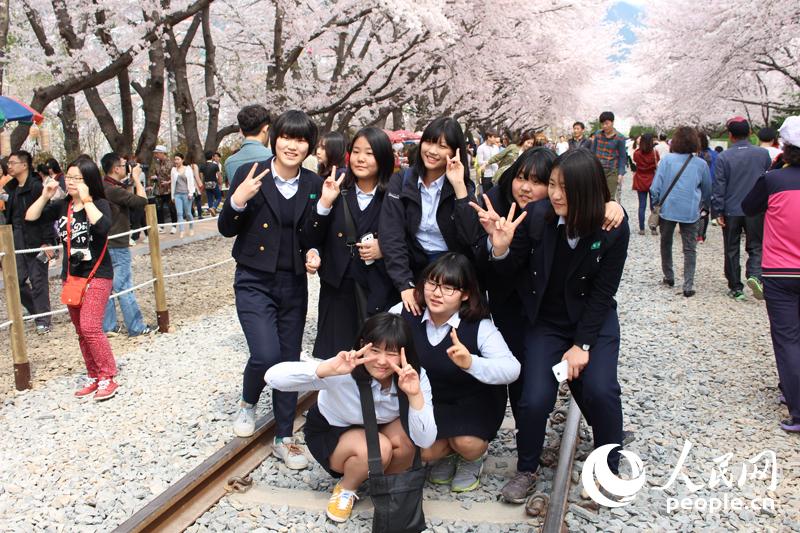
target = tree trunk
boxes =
[0,0,9,94]
[58,95,80,161]
[133,38,166,166]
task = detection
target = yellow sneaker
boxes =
[326,483,358,523]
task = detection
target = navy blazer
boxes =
[217,158,323,275]
[491,200,630,347]
[303,187,397,314]
[379,170,481,291]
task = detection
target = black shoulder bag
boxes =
[648,154,692,230]
[340,189,370,323]
[357,378,427,533]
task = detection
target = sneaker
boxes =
[129,238,135,247]
[638,229,645,236]
[143,235,149,244]
[728,290,746,301]
[272,436,309,469]
[106,326,123,338]
[501,470,538,503]
[696,236,705,243]
[130,325,157,337]
[662,278,674,287]
[36,324,51,335]
[94,378,118,401]
[233,402,256,437]
[188,229,195,237]
[683,290,696,298]
[170,225,177,235]
[326,483,358,523]
[158,227,165,234]
[74,377,98,398]
[428,454,458,485]
[650,227,658,235]
[746,276,764,300]
[779,419,800,433]
[451,456,483,493]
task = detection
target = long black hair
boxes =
[317,131,347,177]
[67,157,107,200]
[343,127,394,192]
[413,117,470,185]
[550,148,608,238]
[414,252,489,321]
[497,147,556,210]
[350,313,421,383]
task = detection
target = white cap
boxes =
[153,144,168,153]
[778,116,800,148]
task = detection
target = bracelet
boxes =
[81,197,94,204]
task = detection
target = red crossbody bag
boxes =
[61,201,108,307]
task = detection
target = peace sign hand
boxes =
[445,149,468,199]
[320,166,344,209]
[469,193,502,238]
[446,328,472,370]
[490,202,527,257]
[321,343,376,377]
[231,163,270,207]
[389,347,421,397]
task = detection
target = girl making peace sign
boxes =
[266,313,436,524]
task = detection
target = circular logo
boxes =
[581,443,646,507]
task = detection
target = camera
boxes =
[69,248,92,265]
[120,177,133,188]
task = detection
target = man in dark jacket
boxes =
[3,150,56,333]
[100,153,153,337]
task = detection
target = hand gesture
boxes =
[389,348,421,397]
[356,238,382,262]
[488,202,527,257]
[305,249,321,275]
[42,177,60,200]
[445,149,467,198]
[76,182,91,201]
[400,288,420,316]
[324,343,375,376]
[602,201,624,231]
[231,163,269,207]
[446,328,472,370]
[562,345,589,381]
[469,193,502,238]
[320,166,343,209]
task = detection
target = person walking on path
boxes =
[632,133,660,235]
[650,127,711,297]
[568,122,592,151]
[170,153,196,238]
[591,111,627,200]
[711,116,773,301]
[476,130,501,193]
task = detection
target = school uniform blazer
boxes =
[302,188,396,314]
[379,170,481,291]
[491,200,630,348]
[218,157,323,275]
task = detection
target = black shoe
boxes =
[662,278,674,287]
[683,290,696,297]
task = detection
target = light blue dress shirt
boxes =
[416,175,448,253]
[224,140,273,183]
[315,184,376,215]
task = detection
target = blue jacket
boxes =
[650,153,711,224]
[224,140,273,183]
[711,141,772,217]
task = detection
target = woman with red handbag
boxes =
[26,157,118,401]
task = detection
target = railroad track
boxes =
[114,390,581,532]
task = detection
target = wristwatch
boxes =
[578,344,590,352]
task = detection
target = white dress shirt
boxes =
[265,361,438,448]
[230,160,300,211]
[415,175,448,253]
[476,143,499,177]
[316,184,376,215]
[388,304,520,385]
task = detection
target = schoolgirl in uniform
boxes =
[265,313,436,523]
[218,110,322,469]
[391,252,520,493]
[481,148,629,504]
[316,131,347,179]
[379,117,481,316]
[304,127,398,356]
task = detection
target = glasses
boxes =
[424,280,460,296]
[65,175,84,182]
[7,160,23,166]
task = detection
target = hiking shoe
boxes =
[451,456,483,493]
[501,470,538,503]
[428,454,458,485]
[272,436,309,469]
[779,419,800,433]
[746,276,764,300]
[662,278,674,287]
[94,378,118,401]
[233,402,256,437]
[74,377,98,398]
[326,483,358,522]
[650,227,658,235]
[36,324,51,335]
[106,326,123,338]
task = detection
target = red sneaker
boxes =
[74,377,98,398]
[94,378,119,401]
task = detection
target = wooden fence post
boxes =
[145,205,169,333]
[0,225,31,390]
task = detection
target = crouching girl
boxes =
[265,313,436,524]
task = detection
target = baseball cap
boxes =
[153,145,168,153]
[778,116,800,147]
[726,116,748,127]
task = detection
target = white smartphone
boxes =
[360,233,375,265]
[552,360,568,383]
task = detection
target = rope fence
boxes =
[0,204,232,390]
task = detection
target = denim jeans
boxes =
[636,191,651,230]
[103,247,147,335]
[207,187,222,209]
[659,219,698,291]
[174,192,194,231]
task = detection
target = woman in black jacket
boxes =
[379,117,480,316]
[304,127,398,356]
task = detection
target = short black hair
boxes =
[100,152,123,175]
[714,146,724,153]
[498,147,556,209]
[757,127,777,143]
[413,116,469,184]
[204,150,214,160]
[317,131,347,177]
[269,110,318,157]
[782,144,800,167]
[46,158,61,174]
[350,313,421,383]
[343,127,394,192]
[414,252,489,322]
[573,122,585,130]
[551,148,609,238]
[9,150,32,170]
[67,157,107,200]
[173,152,184,160]
[599,111,615,123]
[727,120,750,139]
[659,133,667,141]
[237,104,272,137]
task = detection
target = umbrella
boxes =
[0,96,45,128]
